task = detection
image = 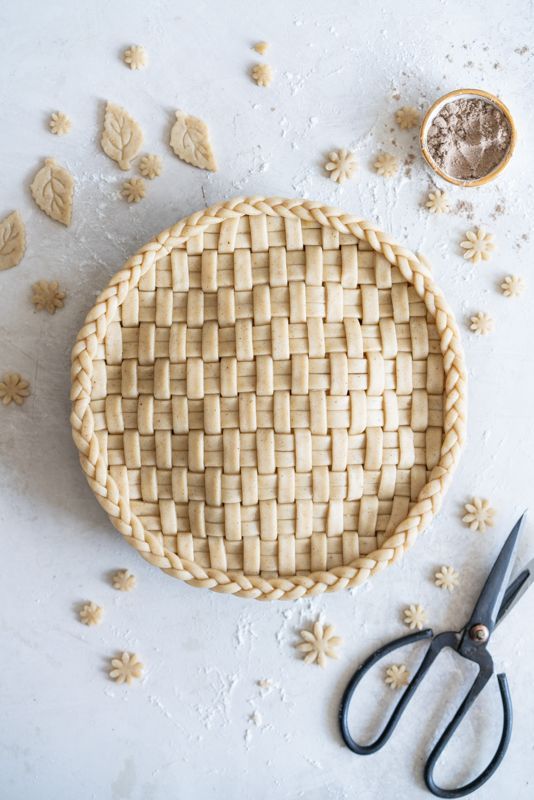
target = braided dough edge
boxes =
[70,196,467,600]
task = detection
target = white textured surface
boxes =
[1,1,534,798]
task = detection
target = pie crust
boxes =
[70,197,466,600]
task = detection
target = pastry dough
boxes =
[30,159,74,226]
[169,110,217,171]
[0,211,25,270]
[101,102,143,171]
[70,197,466,600]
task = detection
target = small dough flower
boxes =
[123,45,148,70]
[500,275,524,298]
[251,63,273,87]
[79,602,103,626]
[373,152,399,177]
[112,569,137,591]
[434,566,460,592]
[395,106,420,130]
[403,604,427,631]
[49,111,72,136]
[31,280,65,314]
[253,41,269,55]
[425,189,449,214]
[297,620,342,667]
[463,498,496,532]
[385,664,410,689]
[469,312,493,336]
[109,652,144,685]
[121,178,146,204]
[324,149,357,184]
[139,154,162,180]
[460,227,495,263]
[0,373,30,406]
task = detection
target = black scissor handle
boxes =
[424,671,513,799]
[339,628,439,754]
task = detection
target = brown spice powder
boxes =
[427,97,511,181]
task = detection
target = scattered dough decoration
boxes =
[30,158,74,226]
[251,63,273,87]
[434,565,460,592]
[385,664,410,689]
[425,190,450,214]
[297,620,342,667]
[374,152,399,177]
[0,373,30,406]
[112,569,137,591]
[403,604,427,631]
[252,41,269,55]
[469,312,493,336]
[460,227,495,263]
[324,149,357,183]
[501,275,524,297]
[139,154,162,179]
[169,110,217,171]
[463,498,496,532]
[395,106,420,130]
[49,111,71,136]
[123,45,147,70]
[79,602,103,626]
[31,280,65,314]
[122,177,146,203]
[101,102,143,171]
[109,652,144,684]
[0,211,26,271]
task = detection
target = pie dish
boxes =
[70,197,466,600]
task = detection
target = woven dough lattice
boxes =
[71,197,466,600]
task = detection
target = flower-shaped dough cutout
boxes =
[123,45,147,70]
[460,228,495,263]
[385,664,410,689]
[109,652,144,685]
[395,106,420,129]
[324,149,357,184]
[31,280,65,314]
[434,566,460,592]
[139,154,162,180]
[0,373,30,406]
[79,602,103,626]
[49,112,72,136]
[112,569,137,591]
[469,312,493,336]
[253,41,269,55]
[500,275,524,298]
[463,498,496,532]
[403,604,427,631]
[425,189,449,214]
[121,178,146,203]
[373,152,399,177]
[251,63,273,87]
[296,620,342,667]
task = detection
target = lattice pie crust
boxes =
[71,197,466,600]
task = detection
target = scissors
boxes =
[339,513,533,798]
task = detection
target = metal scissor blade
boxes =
[496,557,534,627]
[464,512,527,635]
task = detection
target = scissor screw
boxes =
[469,624,489,643]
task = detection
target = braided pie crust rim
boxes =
[70,196,467,600]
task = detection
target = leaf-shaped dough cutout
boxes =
[101,102,143,170]
[0,211,26,271]
[169,110,217,171]
[30,158,74,227]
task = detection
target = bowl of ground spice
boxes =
[420,88,516,186]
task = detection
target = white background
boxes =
[1,1,534,798]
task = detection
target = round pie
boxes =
[70,197,466,600]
